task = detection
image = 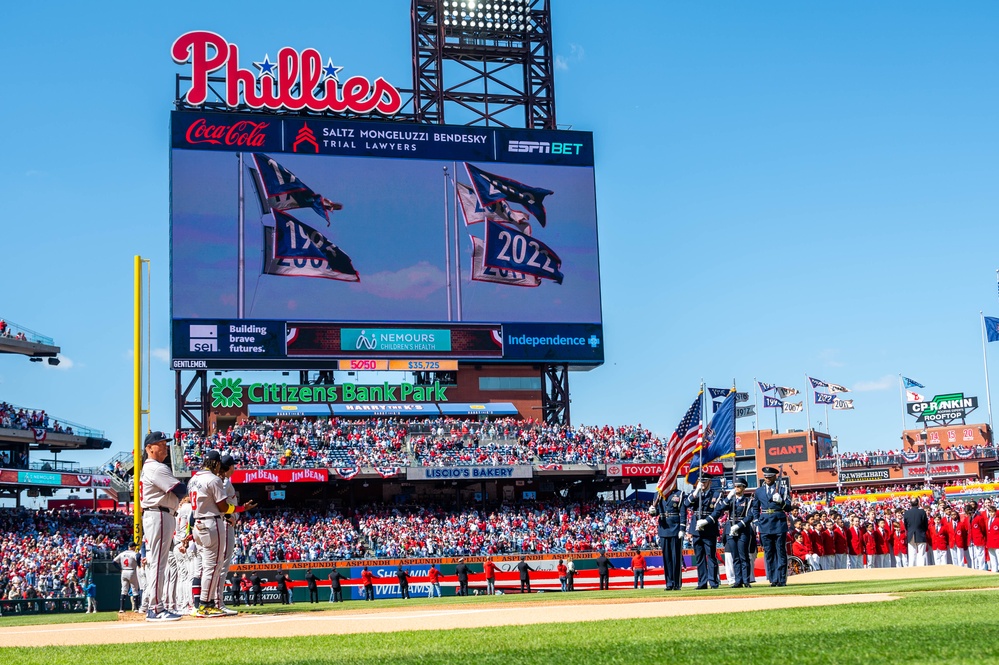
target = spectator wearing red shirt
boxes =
[557,559,568,592]
[847,516,865,570]
[928,516,952,566]
[360,566,374,601]
[832,516,848,570]
[950,508,970,568]
[863,523,880,568]
[630,551,646,589]
[984,504,999,572]
[427,564,442,598]
[969,502,988,571]
[893,524,908,567]
[483,558,497,595]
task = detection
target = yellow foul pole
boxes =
[133,255,143,545]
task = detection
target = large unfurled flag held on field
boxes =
[782,401,804,414]
[469,237,540,287]
[268,210,359,282]
[832,399,854,410]
[655,393,703,495]
[252,153,341,224]
[457,182,531,232]
[985,316,999,343]
[906,390,925,402]
[465,163,554,227]
[687,391,736,484]
[902,376,925,389]
[814,392,836,405]
[776,386,800,398]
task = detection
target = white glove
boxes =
[648,504,658,516]
[691,486,702,498]
[696,519,709,531]
[731,525,741,537]
[727,488,737,500]
[772,493,782,503]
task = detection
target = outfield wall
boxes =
[224,550,767,602]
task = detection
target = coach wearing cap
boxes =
[139,430,187,621]
[752,466,791,587]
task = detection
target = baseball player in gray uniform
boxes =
[214,455,256,615]
[165,495,192,614]
[139,430,187,621]
[113,542,140,613]
[188,450,232,617]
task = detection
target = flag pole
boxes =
[825,404,830,436]
[774,396,779,435]
[731,380,737,491]
[452,161,463,321]
[981,311,994,437]
[237,152,245,319]
[443,167,453,322]
[753,378,761,452]
[804,374,812,434]
[897,374,907,438]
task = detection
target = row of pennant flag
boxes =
[250,152,561,287]
[654,377,862,496]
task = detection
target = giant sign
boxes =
[171,111,602,370]
[763,434,809,464]
[907,393,979,425]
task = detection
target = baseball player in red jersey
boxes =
[139,430,187,621]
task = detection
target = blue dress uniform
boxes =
[688,477,721,589]
[752,467,791,587]
[653,489,690,590]
[709,482,755,588]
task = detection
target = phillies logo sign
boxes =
[172,31,403,115]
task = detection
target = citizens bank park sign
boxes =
[172,31,402,115]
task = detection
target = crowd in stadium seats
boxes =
[817,446,998,467]
[179,417,671,470]
[233,510,367,563]
[0,402,75,437]
[0,509,132,609]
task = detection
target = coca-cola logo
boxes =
[245,469,279,483]
[290,468,326,482]
[172,31,403,115]
[185,118,270,147]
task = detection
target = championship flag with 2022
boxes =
[459,163,563,287]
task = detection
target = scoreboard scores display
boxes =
[170,111,604,370]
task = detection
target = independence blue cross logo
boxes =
[588,335,601,348]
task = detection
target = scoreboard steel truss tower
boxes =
[174,0,570,431]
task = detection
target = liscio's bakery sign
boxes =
[906,393,979,425]
[172,31,403,115]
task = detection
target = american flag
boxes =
[655,393,704,495]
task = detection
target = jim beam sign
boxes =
[906,392,979,425]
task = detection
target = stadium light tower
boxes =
[411,0,556,128]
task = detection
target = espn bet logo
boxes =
[211,378,244,408]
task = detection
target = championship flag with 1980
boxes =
[271,210,359,282]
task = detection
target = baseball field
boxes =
[1,567,997,664]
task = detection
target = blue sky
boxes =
[2,1,998,472]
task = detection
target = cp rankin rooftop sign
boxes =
[906,392,978,425]
[172,31,403,115]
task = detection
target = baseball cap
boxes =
[143,431,172,447]
[220,454,237,471]
[204,450,222,463]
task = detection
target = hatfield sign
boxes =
[906,393,979,425]
[172,31,402,115]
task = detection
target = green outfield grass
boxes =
[0,612,116,628]
[4,587,999,664]
[3,578,998,664]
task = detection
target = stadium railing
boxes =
[0,318,55,346]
